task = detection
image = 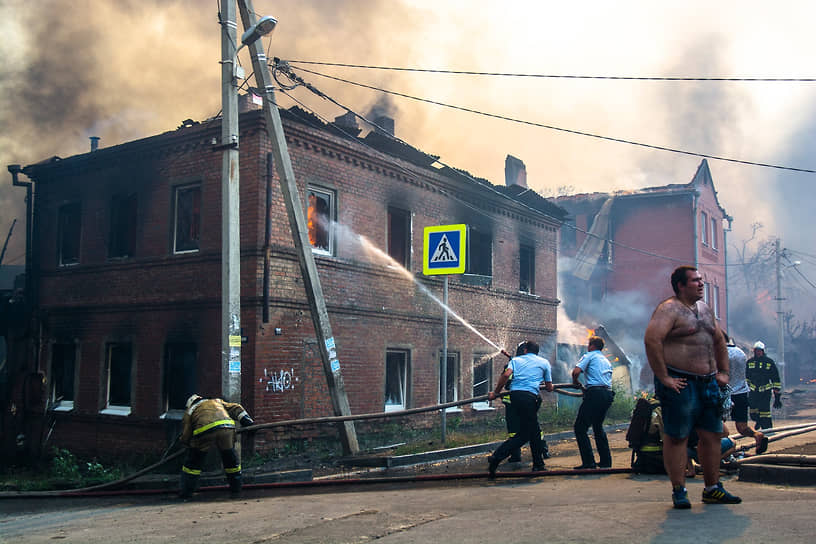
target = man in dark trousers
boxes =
[724,333,767,453]
[572,335,615,469]
[179,394,255,500]
[487,340,553,477]
[746,341,781,429]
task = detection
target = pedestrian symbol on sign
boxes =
[431,234,456,263]
[423,224,466,275]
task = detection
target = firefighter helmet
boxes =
[185,394,203,409]
[753,341,765,351]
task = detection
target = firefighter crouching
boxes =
[179,394,255,500]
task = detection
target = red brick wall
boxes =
[29,110,561,456]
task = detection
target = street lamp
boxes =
[219,3,277,403]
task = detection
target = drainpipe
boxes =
[7,165,32,302]
[262,153,273,323]
[723,215,733,331]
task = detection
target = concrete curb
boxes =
[739,464,816,486]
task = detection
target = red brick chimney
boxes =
[505,154,527,188]
[239,91,263,113]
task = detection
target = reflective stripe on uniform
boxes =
[182,466,202,475]
[641,445,661,452]
[225,465,242,474]
[193,419,235,435]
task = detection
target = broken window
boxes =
[57,202,81,266]
[439,351,460,406]
[173,184,201,253]
[163,343,197,413]
[472,354,492,409]
[519,244,535,294]
[466,228,492,277]
[307,187,334,255]
[387,206,410,268]
[109,193,137,258]
[50,343,76,410]
[385,349,409,412]
[104,342,132,413]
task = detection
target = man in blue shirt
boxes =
[487,340,553,477]
[572,335,615,469]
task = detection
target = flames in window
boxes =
[307,191,330,251]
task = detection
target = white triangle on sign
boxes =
[430,234,457,263]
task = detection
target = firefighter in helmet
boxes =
[179,394,255,500]
[746,341,781,429]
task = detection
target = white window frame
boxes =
[439,351,461,412]
[703,282,710,305]
[384,349,409,412]
[472,354,493,410]
[713,285,720,318]
[50,342,77,412]
[710,216,718,250]
[307,186,335,256]
[101,342,132,416]
[173,183,201,254]
[700,211,708,246]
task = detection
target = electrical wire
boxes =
[286,64,816,175]
[284,60,816,83]
[275,65,808,268]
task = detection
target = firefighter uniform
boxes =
[179,395,254,499]
[501,363,522,463]
[746,348,780,430]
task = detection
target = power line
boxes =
[285,64,816,175]
[284,60,816,83]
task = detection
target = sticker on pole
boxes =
[423,224,466,275]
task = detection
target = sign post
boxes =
[423,224,466,445]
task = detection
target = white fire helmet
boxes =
[186,394,203,409]
[753,341,766,351]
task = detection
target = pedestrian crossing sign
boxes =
[423,224,466,275]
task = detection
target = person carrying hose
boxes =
[179,394,255,500]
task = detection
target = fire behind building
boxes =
[2,95,568,459]
[555,160,730,388]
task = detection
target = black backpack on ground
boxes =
[625,397,665,474]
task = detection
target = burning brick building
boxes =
[555,160,731,387]
[6,98,566,457]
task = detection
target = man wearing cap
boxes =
[746,341,781,429]
[179,394,255,500]
[724,333,768,454]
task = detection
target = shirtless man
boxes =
[644,265,741,509]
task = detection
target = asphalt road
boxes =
[3,419,816,544]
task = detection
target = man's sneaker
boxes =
[702,482,742,504]
[531,463,546,472]
[672,487,691,509]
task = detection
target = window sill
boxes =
[384,405,406,413]
[471,403,494,411]
[51,401,74,412]
[444,407,462,413]
[160,410,184,420]
[100,406,131,417]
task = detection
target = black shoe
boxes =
[531,464,546,472]
[598,464,612,469]
[702,482,742,504]
[573,463,597,470]
[508,456,522,463]
[487,455,500,479]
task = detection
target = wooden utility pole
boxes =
[237,0,359,454]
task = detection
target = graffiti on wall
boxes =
[260,367,297,393]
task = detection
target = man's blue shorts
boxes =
[655,371,722,439]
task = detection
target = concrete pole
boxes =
[441,276,448,446]
[237,0,358,454]
[775,238,785,389]
[220,0,242,403]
